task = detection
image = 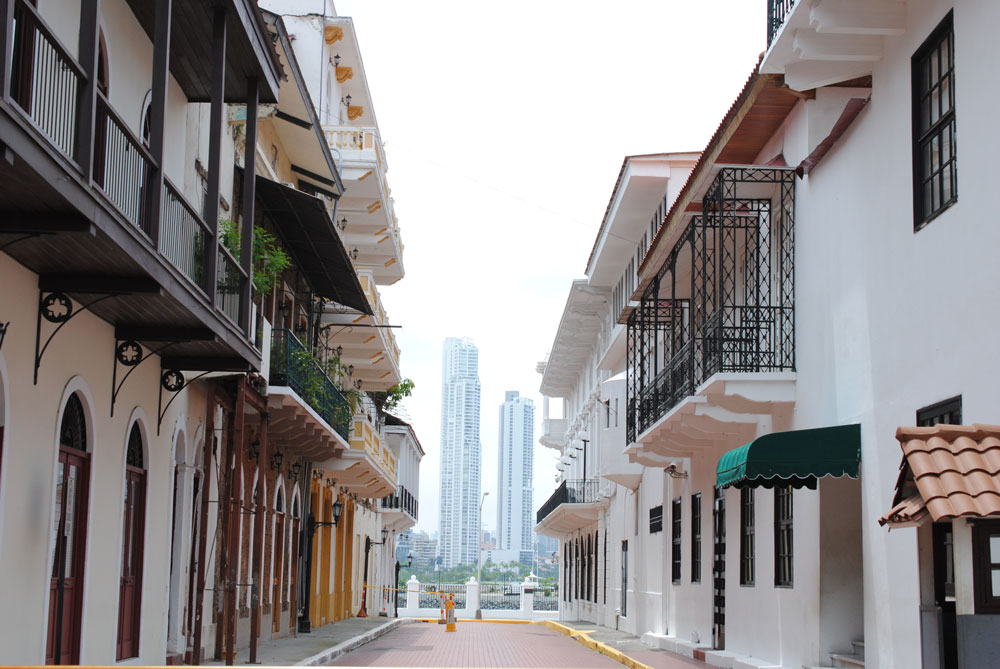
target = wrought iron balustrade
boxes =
[381,485,418,520]
[533,586,559,611]
[627,167,795,441]
[269,329,351,438]
[479,582,521,611]
[160,178,210,292]
[536,479,600,524]
[9,0,83,158]
[767,0,796,47]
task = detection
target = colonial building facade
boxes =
[537,2,998,667]
[0,0,418,665]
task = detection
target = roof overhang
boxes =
[263,11,345,196]
[716,424,861,490]
[252,174,371,313]
[635,71,800,297]
[266,386,350,461]
[880,424,1000,528]
[539,281,611,397]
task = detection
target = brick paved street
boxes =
[329,621,622,667]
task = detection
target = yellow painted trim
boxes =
[352,315,366,324]
[324,25,344,44]
[363,335,376,344]
[347,105,364,121]
[369,351,382,360]
[384,258,397,267]
[367,201,383,214]
[375,227,387,235]
[379,371,391,378]
[358,170,373,181]
[534,620,652,669]
[377,235,390,244]
[411,618,532,624]
[335,66,353,83]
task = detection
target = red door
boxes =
[116,465,146,659]
[46,447,90,665]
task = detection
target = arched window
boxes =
[117,422,146,660]
[47,392,91,665]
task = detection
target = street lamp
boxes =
[394,552,413,618]
[476,491,489,619]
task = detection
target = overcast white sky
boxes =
[333,0,768,535]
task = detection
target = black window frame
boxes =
[649,504,664,534]
[972,520,1000,614]
[671,497,682,584]
[691,493,702,583]
[774,486,793,587]
[911,10,957,230]
[917,395,962,427]
[740,488,755,586]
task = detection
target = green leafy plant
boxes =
[218,218,291,297]
[369,378,415,423]
[288,348,354,431]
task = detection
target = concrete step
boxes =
[852,640,865,659]
[831,652,865,668]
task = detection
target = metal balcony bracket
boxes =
[0,233,40,253]
[157,368,211,435]
[34,290,117,385]
[110,338,181,417]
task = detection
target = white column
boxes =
[402,575,420,616]
[465,577,479,618]
[520,577,534,616]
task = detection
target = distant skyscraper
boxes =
[438,337,482,567]
[496,391,535,564]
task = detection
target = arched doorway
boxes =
[116,423,147,659]
[46,393,91,665]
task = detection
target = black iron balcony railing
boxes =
[767,0,796,47]
[381,485,418,520]
[270,329,351,438]
[627,167,796,444]
[160,178,210,291]
[537,479,600,525]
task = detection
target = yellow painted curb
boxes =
[411,617,532,624]
[534,620,652,669]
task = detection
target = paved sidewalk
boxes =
[203,616,407,666]
[330,620,624,667]
[559,621,709,669]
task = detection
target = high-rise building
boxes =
[496,391,536,564]
[438,337,482,567]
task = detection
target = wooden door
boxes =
[46,447,90,665]
[116,465,146,659]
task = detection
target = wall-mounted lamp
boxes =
[290,462,301,481]
[334,53,341,67]
[338,216,347,232]
[342,93,352,107]
[335,345,343,358]
[349,247,359,260]
[332,498,344,525]
[347,364,354,376]
[355,379,363,390]
[248,437,260,461]
[270,449,284,471]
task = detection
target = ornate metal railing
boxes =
[627,167,795,444]
[381,485,418,521]
[533,586,559,611]
[767,0,796,47]
[94,92,155,236]
[160,178,210,292]
[479,582,521,611]
[269,329,352,438]
[537,479,600,524]
[9,0,84,158]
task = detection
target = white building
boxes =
[496,391,536,564]
[536,2,1000,668]
[439,337,482,567]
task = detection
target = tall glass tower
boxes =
[496,391,535,563]
[438,337,481,568]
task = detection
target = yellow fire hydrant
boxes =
[445,594,457,632]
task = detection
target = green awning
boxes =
[716,424,861,490]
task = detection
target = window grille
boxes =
[671,498,682,583]
[740,488,755,586]
[691,493,702,583]
[649,505,664,534]
[774,486,793,586]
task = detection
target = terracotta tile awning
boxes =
[879,424,1000,528]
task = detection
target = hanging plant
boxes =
[218,219,291,297]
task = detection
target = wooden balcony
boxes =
[0,0,279,373]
